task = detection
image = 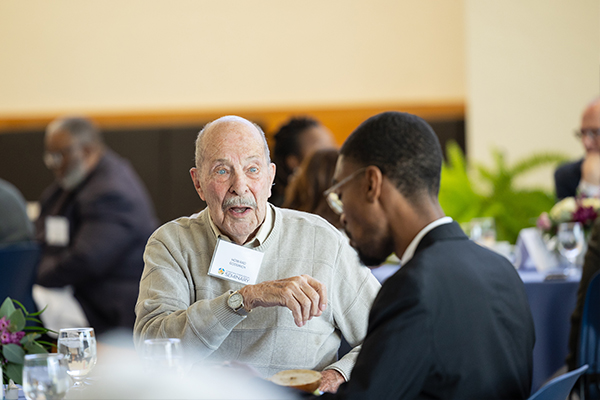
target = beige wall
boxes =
[466,0,600,189]
[0,0,464,116]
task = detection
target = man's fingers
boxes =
[302,274,328,313]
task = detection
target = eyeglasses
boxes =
[574,129,600,139]
[324,167,367,215]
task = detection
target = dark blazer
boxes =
[35,149,158,334]
[323,222,535,400]
[554,159,583,200]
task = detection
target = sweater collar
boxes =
[207,203,275,248]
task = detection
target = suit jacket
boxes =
[554,159,583,200]
[0,178,34,244]
[322,222,535,400]
[35,149,158,334]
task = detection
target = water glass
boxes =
[468,217,497,247]
[57,327,97,387]
[557,221,585,275]
[22,353,70,400]
[143,338,184,374]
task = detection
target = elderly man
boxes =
[134,116,379,393]
[555,97,600,200]
[318,112,535,399]
[36,116,158,334]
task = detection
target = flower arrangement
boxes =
[537,196,600,235]
[0,297,52,385]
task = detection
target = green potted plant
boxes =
[438,141,569,244]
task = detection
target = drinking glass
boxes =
[143,338,184,374]
[57,327,97,388]
[557,222,585,275]
[468,217,496,248]
[22,353,70,400]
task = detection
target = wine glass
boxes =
[556,222,585,275]
[22,353,70,400]
[57,327,97,388]
[143,338,184,374]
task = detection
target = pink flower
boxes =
[0,317,10,330]
[573,205,598,227]
[1,330,10,345]
[9,331,25,344]
[537,212,552,231]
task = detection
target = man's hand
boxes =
[581,152,600,186]
[319,369,345,393]
[238,275,327,327]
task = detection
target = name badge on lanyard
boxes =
[208,238,264,285]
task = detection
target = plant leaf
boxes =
[5,361,23,385]
[8,309,26,332]
[3,343,25,364]
[0,297,16,319]
[24,341,47,354]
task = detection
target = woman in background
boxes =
[283,148,342,230]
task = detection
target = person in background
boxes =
[270,117,336,206]
[282,148,342,230]
[555,97,600,200]
[566,215,600,371]
[134,116,380,393]
[0,178,34,244]
[35,116,158,335]
[318,111,535,399]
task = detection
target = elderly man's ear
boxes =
[189,167,206,201]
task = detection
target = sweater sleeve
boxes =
[323,240,381,380]
[133,234,245,357]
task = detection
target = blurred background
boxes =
[0,0,598,229]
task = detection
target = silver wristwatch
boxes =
[227,291,250,316]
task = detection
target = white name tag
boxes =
[45,216,70,246]
[208,238,264,285]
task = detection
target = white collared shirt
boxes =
[400,216,454,265]
[208,204,275,248]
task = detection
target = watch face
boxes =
[228,293,243,309]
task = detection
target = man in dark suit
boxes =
[319,111,535,399]
[35,116,158,335]
[555,97,600,200]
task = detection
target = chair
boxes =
[0,241,41,314]
[528,365,589,400]
[578,271,600,399]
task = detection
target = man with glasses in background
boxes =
[555,97,600,200]
[35,116,158,335]
[318,111,535,399]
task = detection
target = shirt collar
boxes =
[400,216,453,265]
[208,204,274,248]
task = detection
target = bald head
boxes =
[580,97,600,153]
[195,116,271,171]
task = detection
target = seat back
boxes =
[579,271,600,399]
[528,365,589,400]
[0,241,40,314]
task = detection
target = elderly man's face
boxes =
[581,101,600,153]
[191,119,276,245]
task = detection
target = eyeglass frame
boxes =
[574,128,600,139]
[323,167,368,215]
[43,142,84,170]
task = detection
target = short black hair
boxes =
[340,111,442,202]
[273,117,320,168]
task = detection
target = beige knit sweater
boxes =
[134,205,380,379]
